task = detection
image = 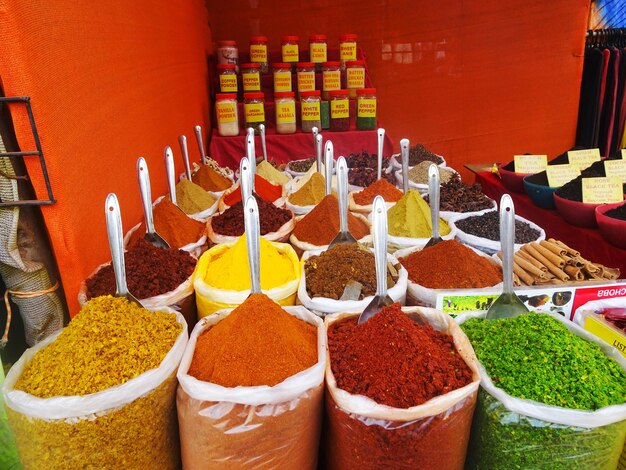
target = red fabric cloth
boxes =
[475,171,626,276]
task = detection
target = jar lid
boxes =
[281,35,299,42]
[309,34,327,41]
[357,88,376,95]
[329,89,348,97]
[241,63,261,69]
[217,64,237,70]
[218,40,237,46]
[273,62,292,68]
[244,92,265,99]
[346,60,365,67]
[297,62,315,67]
[250,35,268,42]
[274,91,295,98]
[340,34,358,41]
[323,61,341,67]
[216,93,238,100]
[300,90,321,97]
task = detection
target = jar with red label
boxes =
[275,91,297,135]
[296,62,316,99]
[273,63,293,93]
[217,40,239,72]
[339,34,358,70]
[300,90,322,133]
[244,92,265,135]
[217,64,238,94]
[249,35,269,73]
[281,35,299,72]
[241,63,261,92]
[215,93,239,136]
[329,89,350,132]
[346,60,366,99]
[356,88,377,130]
[322,61,341,101]
[308,34,327,72]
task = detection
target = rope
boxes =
[2,281,59,348]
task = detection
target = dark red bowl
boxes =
[553,193,601,228]
[499,162,530,194]
[596,202,626,249]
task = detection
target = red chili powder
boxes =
[353,178,403,205]
[327,303,473,408]
[223,174,282,206]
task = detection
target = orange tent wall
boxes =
[0,1,212,315]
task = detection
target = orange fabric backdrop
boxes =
[0,0,211,314]
[207,0,590,176]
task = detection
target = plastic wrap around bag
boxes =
[206,210,296,245]
[394,167,460,195]
[298,248,408,316]
[193,240,301,318]
[324,307,480,470]
[449,210,545,255]
[2,308,188,470]
[176,305,326,469]
[389,152,447,171]
[124,221,207,259]
[347,190,398,215]
[456,311,626,470]
[394,244,503,307]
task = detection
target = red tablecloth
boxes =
[475,171,626,276]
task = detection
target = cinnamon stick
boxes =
[531,242,566,268]
[550,238,580,257]
[517,249,547,271]
[514,253,548,278]
[540,239,567,257]
[522,244,570,282]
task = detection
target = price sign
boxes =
[604,159,626,183]
[513,154,547,174]
[567,148,601,170]
[582,177,623,204]
[546,164,580,187]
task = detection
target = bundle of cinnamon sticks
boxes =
[497,238,620,286]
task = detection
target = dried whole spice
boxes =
[287,157,316,173]
[348,167,395,188]
[346,150,390,169]
[211,194,292,236]
[304,244,397,300]
[85,238,196,300]
[407,143,444,166]
[352,178,403,205]
[454,211,539,244]
[424,175,494,213]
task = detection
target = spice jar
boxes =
[308,34,327,72]
[275,91,296,135]
[281,35,299,72]
[217,40,239,72]
[273,63,293,93]
[215,93,239,137]
[241,63,261,92]
[356,88,377,131]
[322,61,341,101]
[339,34,358,70]
[217,64,238,93]
[300,90,321,133]
[329,90,350,132]
[243,92,265,135]
[346,60,366,99]
[249,35,269,73]
[296,62,315,99]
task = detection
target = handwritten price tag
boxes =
[604,159,626,183]
[546,164,580,187]
[568,148,601,170]
[582,177,623,204]
[514,155,547,174]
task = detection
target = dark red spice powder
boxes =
[211,193,291,236]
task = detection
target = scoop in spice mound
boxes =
[211,193,292,236]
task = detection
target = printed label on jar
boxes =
[250,44,267,63]
[331,99,349,119]
[219,74,238,92]
[302,101,321,121]
[340,41,357,60]
[216,102,237,123]
[244,102,265,123]
[297,71,315,92]
[242,72,260,91]
[276,102,296,124]
[323,70,341,91]
[274,71,293,92]
[347,68,365,89]
[310,43,327,63]
[282,43,299,62]
[357,98,376,118]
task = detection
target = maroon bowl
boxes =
[596,202,626,249]
[499,161,531,194]
[553,193,601,228]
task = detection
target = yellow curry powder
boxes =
[175,178,216,215]
[388,189,451,238]
[288,172,326,206]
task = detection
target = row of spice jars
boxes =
[215,89,377,136]
[217,34,358,74]
[217,60,367,99]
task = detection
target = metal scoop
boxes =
[136,157,169,248]
[324,140,334,195]
[239,157,253,203]
[359,196,393,323]
[400,138,410,193]
[486,194,529,320]
[194,125,207,163]
[105,193,142,307]
[315,133,323,173]
[259,123,268,161]
[329,156,357,248]
[164,146,188,216]
[243,195,262,295]
[377,128,385,180]
[178,134,193,180]
[246,128,257,177]
[424,163,443,248]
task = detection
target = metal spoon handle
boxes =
[377,128,385,180]
[164,146,177,205]
[259,124,268,161]
[240,157,253,203]
[178,135,192,180]
[428,164,440,239]
[244,195,262,294]
[500,194,515,295]
[194,125,206,163]
[105,193,129,296]
[312,126,319,163]
[246,128,257,182]
[372,196,388,296]
[325,140,334,195]
[315,133,323,173]
[337,157,349,234]
[137,157,156,236]
[400,138,410,193]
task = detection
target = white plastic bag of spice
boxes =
[2,307,188,470]
[394,245,502,307]
[324,307,480,470]
[176,305,326,469]
[455,311,626,470]
[206,209,296,245]
[298,247,408,316]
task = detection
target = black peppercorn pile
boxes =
[455,211,540,243]
[424,175,494,212]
